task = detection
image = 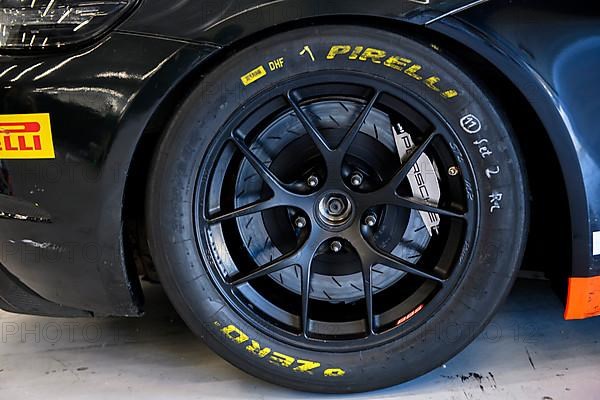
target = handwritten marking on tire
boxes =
[489,192,503,213]
[460,114,482,134]
[485,166,501,179]
[299,45,315,62]
[473,138,493,159]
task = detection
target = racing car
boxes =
[1,0,599,393]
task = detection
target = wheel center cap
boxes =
[318,192,353,226]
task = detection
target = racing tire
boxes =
[146,25,529,393]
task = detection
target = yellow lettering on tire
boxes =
[324,368,346,377]
[384,56,411,71]
[221,325,249,344]
[424,76,441,92]
[404,64,424,80]
[293,359,321,374]
[442,89,459,99]
[325,45,458,99]
[349,46,364,60]
[215,321,345,376]
[269,352,295,368]
[268,57,285,71]
[246,340,271,358]
[327,45,352,59]
[359,47,387,64]
[240,65,267,86]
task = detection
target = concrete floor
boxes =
[1,279,599,400]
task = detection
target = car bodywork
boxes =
[0,0,599,319]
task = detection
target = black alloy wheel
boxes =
[197,74,477,349]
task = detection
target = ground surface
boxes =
[1,279,598,399]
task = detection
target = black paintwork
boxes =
[0,0,598,316]
[118,0,476,44]
[434,0,600,277]
[0,262,89,317]
[0,34,217,315]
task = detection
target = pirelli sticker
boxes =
[0,113,55,159]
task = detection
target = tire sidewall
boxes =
[146,25,528,393]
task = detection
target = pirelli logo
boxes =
[0,114,55,159]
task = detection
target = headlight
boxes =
[0,0,137,50]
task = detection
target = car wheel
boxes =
[146,25,528,393]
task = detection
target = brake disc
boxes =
[234,100,440,303]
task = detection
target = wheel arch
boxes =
[123,15,576,312]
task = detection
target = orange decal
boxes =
[396,304,425,326]
[0,114,54,159]
[564,276,600,320]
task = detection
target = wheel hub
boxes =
[317,192,353,227]
[233,100,433,302]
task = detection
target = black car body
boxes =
[1,0,599,392]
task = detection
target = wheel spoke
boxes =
[300,258,313,337]
[296,237,321,337]
[230,133,289,194]
[206,198,279,224]
[366,241,445,284]
[393,195,466,219]
[285,91,333,157]
[387,132,439,192]
[208,133,309,224]
[360,264,375,335]
[230,248,300,286]
[336,90,381,155]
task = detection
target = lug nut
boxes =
[307,175,319,188]
[330,240,342,253]
[448,166,459,176]
[365,213,378,227]
[350,172,363,187]
[294,216,307,229]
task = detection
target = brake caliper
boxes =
[392,123,440,236]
